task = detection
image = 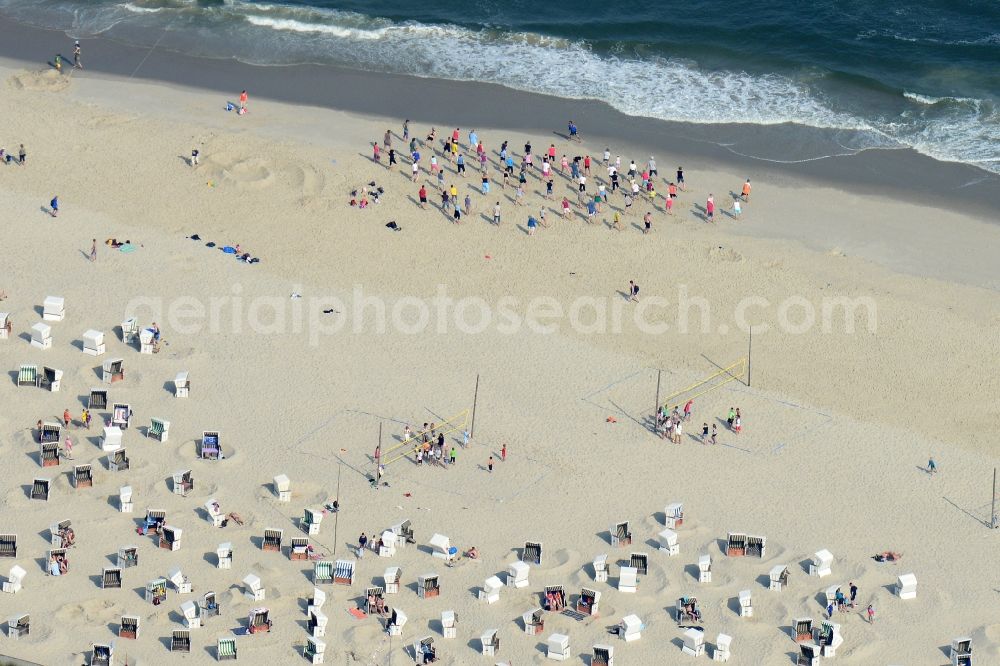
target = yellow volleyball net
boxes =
[658,359,747,413]
[381,409,470,466]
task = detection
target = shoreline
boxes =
[0,12,997,223]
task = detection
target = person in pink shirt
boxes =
[548,144,556,161]
[706,194,715,222]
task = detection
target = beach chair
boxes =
[159,525,182,551]
[7,614,29,639]
[17,364,39,387]
[148,418,169,442]
[290,537,309,560]
[217,543,233,569]
[31,478,50,501]
[313,560,333,585]
[30,322,52,349]
[205,500,225,527]
[417,573,440,598]
[391,519,415,545]
[181,599,202,629]
[108,448,130,472]
[620,614,643,642]
[119,486,133,513]
[49,520,72,546]
[247,608,272,634]
[119,615,139,639]
[111,403,131,429]
[174,371,189,397]
[481,628,500,656]
[378,529,396,557]
[308,609,328,637]
[334,559,355,585]
[43,296,65,321]
[577,587,601,616]
[146,578,167,604]
[261,528,282,552]
[698,554,712,583]
[307,588,326,616]
[682,628,706,657]
[141,509,166,536]
[738,589,753,617]
[171,629,192,652]
[714,633,733,662]
[102,358,125,384]
[727,532,747,556]
[747,534,766,558]
[40,442,60,467]
[413,637,436,664]
[382,566,401,594]
[0,534,16,559]
[74,464,93,488]
[441,610,457,638]
[0,312,9,340]
[810,549,833,577]
[91,641,114,665]
[429,533,455,562]
[202,431,221,459]
[41,366,62,392]
[631,552,649,576]
[243,574,264,601]
[543,585,566,611]
[665,502,684,528]
[273,474,290,501]
[593,644,615,666]
[120,317,138,345]
[797,643,820,666]
[950,637,972,666]
[818,621,843,657]
[896,572,917,599]
[676,596,703,624]
[618,566,638,593]
[168,566,192,593]
[610,521,632,547]
[656,528,679,556]
[480,576,502,604]
[794,618,814,642]
[770,565,789,591]
[304,636,325,664]
[202,591,220,618]
[139,328,156,354]
[172,470,194,496]
[217,636,237,661]
[88,388,108,410]
[302,508,324,536]
[522,608,544,635]
[523,540,543,565]
[507,560,529,588]
[364,586,386,615]
[83,330,106,356]
[40,421,61,443]
[101,567,122,589]
[593,553,608,582]
[101,426,123,452]
[547,633,570,661]
[824,585,840,607]
[3,565,26,593]
[117,546,138,569]
[388,607,407,635]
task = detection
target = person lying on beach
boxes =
[227,512,244,526]
[465,546,480,560]
[873,551,902,562]
[60,527,75,548]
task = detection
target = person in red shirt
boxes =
[583,155,591,175]
[239,89,248,112]
[452,128,460,146]
[418,185,428,209]
[706,194,715,222]
[548,144,556,161]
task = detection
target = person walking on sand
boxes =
[449,446,456,464]
[706,194,715,222]
[383,129,392,149]
[239,89,248,113]
[63,409,71,428]
[403,119,410,141]
[676,165,685,190]
[493,201,501,226]
[731,196,742,219]
[612,211,622,231]
[73,41,82,69]
[191,148,200,166]
[866,604,875,624]
[741,178,752,202]
[418,185,428,209]
[683,399,693,421]
[927,456,937,474]
[711,423,717,445]
[50,195,59,217]
[90,239,97,262]
[488,455,493,473]
[628,280,639,303]
[54,54,62,73]
[849,582,858,607]
[18,144,26,166]
[727,407,736,429]
[501,443,507,461]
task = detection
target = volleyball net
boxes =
[381,409,470,466]
[657,359,748,414]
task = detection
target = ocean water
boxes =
[2,0,998,173]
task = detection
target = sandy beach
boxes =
[1,21,1000,666]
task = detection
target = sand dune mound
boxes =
[7,68,70,92]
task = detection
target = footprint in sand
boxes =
[7,69,71,93]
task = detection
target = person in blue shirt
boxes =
[527,216,538,235]
[50,195,59,217]
[457,154,465,176]
[568,120,579,141]
[468,130,478,151]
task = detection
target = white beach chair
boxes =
[794,618,814,642]
[698,554,712,583]
[547,633,570,661]
[205,499,225,527]
[119,486,133,513]
[738,589,753,617]
[139,328,155,354]
[819,621,843,657]
[714,633,733,662]
[618,566,638,593]
[30,322,52,349]
[577,587,601,616]
[507,560,529,588]
[83,330,105,356]
[522,540,543,565]
[217,637,237,661]
[388,607,407,636]
[682,628,705,657]
[441,610,457,638]
[102,358,125,383]
[101,569,123,590]
[302,508,324,536]
[810,549,834,577]
[308,587,326,615]
[384,566,401,594]
[620,614,643,642]
[658,528,679,556]
[174,371,189,397]
[480,628,500,656]
[308,609,328,637]
[950,637,972,666]
[522,608,544,635]
[770,564,789,591]
[148,418,169,442]
[42,296,65,321]
[334,559,354,585]
[243,573,264,601]
[2,565,26,594]
[304,636,325,664]
[593,644,615,666]
[480,576,502,604]
[41,366,62,392]
[120,317,138,344]
[610,521,632,547]
[101,426,123,452]
[378,529,395,556]
[665,502,684,528]
[896,572,917,599]
[217,543,232,569]
[180,600,201,629]
[168,566,192,593]
[429,533,454,562]
[417,573,440,598]
[273,474,291,502]
[119,615,139,639]
[593,553,608,582]
[0,312,9,340]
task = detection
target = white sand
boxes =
[1,63,999,665]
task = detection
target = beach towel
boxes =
[119,243,137,253]
[222,246,237,254]
[347,607,366,620]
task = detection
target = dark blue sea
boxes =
[2,0,998,173]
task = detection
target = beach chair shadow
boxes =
[21,485,33,500]
[715,538,728,555]
[756,574,771,588]
[670,637,685,650]
[684,563,700,581]
[7,370,19,386]
[798,558,813,574]
[596,530,613,546]
[727,595,742,616]
[88,574,103,588]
